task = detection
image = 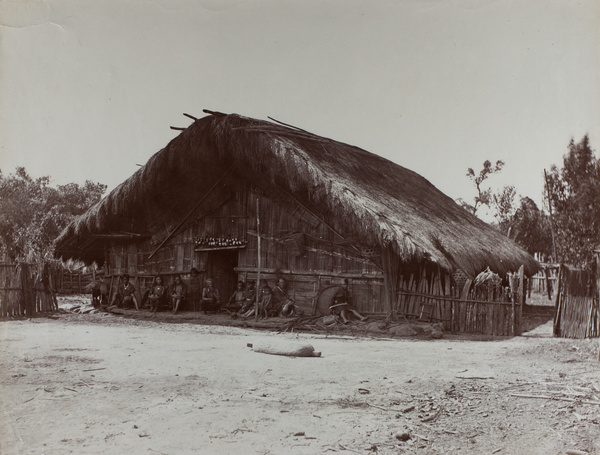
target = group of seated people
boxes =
[96,273,366,322]
[228,278,296,319]
[99,271,219,315]
[144,271,221,315]
[145,274,188,314]
[103,272,296,318]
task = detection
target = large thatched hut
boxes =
[55,110,538,317]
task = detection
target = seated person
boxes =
[242,284,272,319]
[148,275,167,313]
[272,278,296,317]
[201,278,220,314]
[259,285,274,319]
[236,281,256,317]
[226,281,246,313]
[171,274,186,314]
[110,274,139,310]
[329,279,367,323]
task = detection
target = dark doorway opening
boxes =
[206,250,238,301]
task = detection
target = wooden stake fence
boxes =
[0,262,57,319]
[396,267,525,336]
[530,264,559,298]
[55,269,96,294]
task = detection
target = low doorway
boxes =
[206,250,238,301]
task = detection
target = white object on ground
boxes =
[248,341,321,357]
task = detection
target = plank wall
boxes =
[104,181,385,314]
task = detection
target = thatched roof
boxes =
[55,110,539,276]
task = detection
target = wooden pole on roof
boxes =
[255,195,261,321]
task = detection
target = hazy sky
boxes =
[1,0,598,220]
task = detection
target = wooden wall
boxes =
[103,180,385,314]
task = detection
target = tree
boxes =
[457,160,553,258]
[0,167,106,261]
[545,135,600,266]
[457,160,505,215]
[492,185,517,232]
[508,197,553,257]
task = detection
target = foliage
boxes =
[508,197,553,257]
[492,185,517,231]
[545,135,600,266]
[0,167,106,261]
[457,160,505,215]
[458,160,554,258]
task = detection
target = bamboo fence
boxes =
[55,269,96,294]
[554,265,599,339]
[396,266,525,336]
[530,264,559,299]
[0,262,58,318]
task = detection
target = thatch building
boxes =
[55,110,538,316]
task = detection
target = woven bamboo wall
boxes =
[554,265,599,339]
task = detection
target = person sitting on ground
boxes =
[201,278,220,314]
[242,283,272,319]
[329,279,367,323]
[110,273,139,310]
[148,275,167,313]
[171,274,186,315]
[226,281,245,313]
[236,281,256,318]
[258,285,274,319]
[272,278,296,317]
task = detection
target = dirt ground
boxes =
[1,295,599,455]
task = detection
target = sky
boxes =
[1,0,599,221]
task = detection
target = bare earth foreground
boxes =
[1,298,599,455]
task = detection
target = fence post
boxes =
[544,267,553,300]
[596,249,600,353]
[518,265,524,335]
[511,294,516,336]
[553,265,563,337]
